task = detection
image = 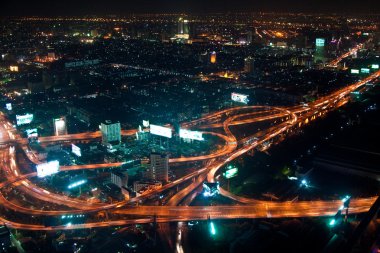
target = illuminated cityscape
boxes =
[0,1,380,252]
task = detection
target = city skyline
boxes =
[2,0,380,16]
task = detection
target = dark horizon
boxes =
[2,0,380,17]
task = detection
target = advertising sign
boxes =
[5,103,12,111]
[36,160,60,178]
[26,128,38,138]
[231,92,249,104]
[16,114,34,125]
[179,129,204,141]
[71,144,81,157]
[316,38,325,47]
[351,69,359,74]
[150,124,172,138]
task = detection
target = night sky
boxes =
[2,0,380,16]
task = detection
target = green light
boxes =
[329,219,336,226]
[316,38,325,47]
[223,167,238,179]
[210,222,216,235]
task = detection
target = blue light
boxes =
[68,179,87,189]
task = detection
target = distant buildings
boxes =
[244,56,255,73]
[100,120,121,146]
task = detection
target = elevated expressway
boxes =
[0,50,378,230]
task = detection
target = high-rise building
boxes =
[145,153,169,182]
[247,31,253,44]
[175,17,190,40]
[178,17,189,35]
[244,57,255,73]
[53,117,68,136]
[314,38,327,64]
[111,171,128,188]
[100,120,121,145]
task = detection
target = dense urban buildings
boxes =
[0,1,380,252]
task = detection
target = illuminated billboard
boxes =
[316,38,325,47]
[361,68,370,74]
[150,124,172,138]
[9,66,19,72]
[26,128,38,138]
[71,144,81,157]
[210,51,217,64]
[5,103,12,111]
[143,120,150,128]
[351,69,359,74]
[223,166,238,179]
[179,129,204,141]
[16,114,34,125]
[36,160,60,178]
[371,64,379,69]
[231,92,249,104]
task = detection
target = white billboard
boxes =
[36,160,60,178]
[16,114,34,125]
[231,93,249,104]
[5,103,12,111]
[26,128,38,138]
[150,124,172,138]
[179,129,204,141]
[71,144,82,157]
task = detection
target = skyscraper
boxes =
[244,56,255,73]
[247,30,253,44]
[314,38,327,64]
[53,117,68,136]
[175,17,190,40]
[146,152,169,182]
[178,17,189,35]
[100,120,121,145]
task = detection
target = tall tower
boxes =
[247,31,253,44]
[148,153,169,182]
[314,38,327,64]
[244,57,255,73]
[53,117,68,136]
[178,17,189,35]
[176,17,190,39]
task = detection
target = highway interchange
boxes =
[0,44,379,231]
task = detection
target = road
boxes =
[0,49,378,231]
